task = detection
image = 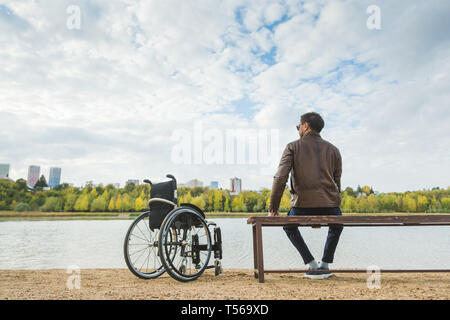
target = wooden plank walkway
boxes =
[247,215,450,283]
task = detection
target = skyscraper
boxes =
[27,165,40,187]
[126,179,140,186]
[48,167,62,188]
[230,177,242,195]
[0,164,9,178]
[186,179,203,188]
[210,181,219,189]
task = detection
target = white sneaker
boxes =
[304,266,333,280]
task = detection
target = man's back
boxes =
[269,112,344,275]
[268,131,342,211]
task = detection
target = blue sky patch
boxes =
[231,96,259,120]
[0,4,30,30]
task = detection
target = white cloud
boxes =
[0,0,449,192]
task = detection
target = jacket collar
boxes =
[301,130,321,140]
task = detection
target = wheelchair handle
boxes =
[166,174,177,189]
[143,179,152,185]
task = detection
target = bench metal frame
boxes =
[247,215,450,283]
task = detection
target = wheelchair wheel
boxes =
[158,208,212,282]
[124,211,177,279]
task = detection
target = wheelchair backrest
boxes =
[150,180,177,202]
[148,180,177,229]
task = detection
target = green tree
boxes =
[416,195,428,212]
[115,195,122,211]
[343,187,356,197]
[254,197,266,212]
[90,196,107,212]
[342,193,357,212]
[64,192,78,212]
[223,195,230,212]
[74,194,89,211]
[191,196,206,210]
[279,189,291,212]
[41,197,62,212]
[108,196,116,212]
[213,190,223,212]
[362,185,372,196]
[119,194,133,212]
[14,202,31,212]
[367,194,378,212]
[231,194,246,212]
[29,192,46,210]
[440,197,450,211]
[356,185,363,194]
[402,195,417,212]
[356,196,369,212]
[34,175,48,190]
[13,179,28,192]
[89,188,98,202]
[135,196,145,212]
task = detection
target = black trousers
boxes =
[283,207,344,264]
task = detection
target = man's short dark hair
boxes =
[300,112,325,133]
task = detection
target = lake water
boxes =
[0,218,449,270]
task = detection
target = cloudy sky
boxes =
[0,0,449,192]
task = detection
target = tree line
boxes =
[0,177,449,213]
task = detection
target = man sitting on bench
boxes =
[268,112,343,280]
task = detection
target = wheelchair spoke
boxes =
[132,247,149,267]
[146,248,150,272]
[136,223,150,243]
[129,245,149,257]
[130,233,148,243]
[143,217,152,235]
[139,249,151,271]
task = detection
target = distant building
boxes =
[230,177,242,195]
[185,179,203,188]
[0,164,9,178]
[126,179,140,186]
[27,165,40,187]
[210,181,219,190]
[48,167,62,188]
[85,180,98,188]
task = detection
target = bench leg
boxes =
[256,222,264,283]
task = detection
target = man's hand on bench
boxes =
[268,211,279,217]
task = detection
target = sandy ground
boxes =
[0,269,449,300]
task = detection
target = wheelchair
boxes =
[124,174,223,282]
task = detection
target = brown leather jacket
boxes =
[268,131,342,212]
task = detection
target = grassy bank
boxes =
[0,211,268,220]
[0,210,448,221]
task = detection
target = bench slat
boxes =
[247,215,450,226]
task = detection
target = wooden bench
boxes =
[247,215,450,283]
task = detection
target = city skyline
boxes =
[1,161,448,193]
[1,163,248,191]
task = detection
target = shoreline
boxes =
[0,211,448,221]
[1,268,449,300]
